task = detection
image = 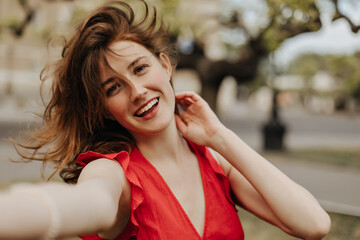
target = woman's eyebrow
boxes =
[101,77,115,88]
[127,55,149,70]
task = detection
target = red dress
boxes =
[77,140,244,240]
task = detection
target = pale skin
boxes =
[0,40,331,240]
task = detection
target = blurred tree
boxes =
[3,0,35,38]
[0,0,36,95]
[287,52,360,108]
[331,0,360,33]
[0,0,89,40]
[158,0,360,111]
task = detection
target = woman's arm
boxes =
[175,91,331,240]
[213,139,330,239]
[0,158,130,240]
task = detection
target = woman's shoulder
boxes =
[78,157,126,183]
[77,150,130,187]
[77,151,129,166]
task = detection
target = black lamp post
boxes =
[262,89,286,150]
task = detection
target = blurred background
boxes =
[0,0,359,239]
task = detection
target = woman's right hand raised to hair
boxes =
[174,91,226,148]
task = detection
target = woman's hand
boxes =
[174,91,225,147]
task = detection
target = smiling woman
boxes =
[100,41,175,136]
[0,1,330,240]
[11,0,178,184]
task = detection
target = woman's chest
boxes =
[132,163,244,240]
[126,144,244,239]
[146,155,206,236]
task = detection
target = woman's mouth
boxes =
[134,97,159,117]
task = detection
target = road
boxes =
[221,108,360,150]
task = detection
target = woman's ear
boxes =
[159,53,173,78]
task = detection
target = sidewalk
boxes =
[263,152,360,217]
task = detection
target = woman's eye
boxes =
[106,83,121,96]
[134,64,148,75]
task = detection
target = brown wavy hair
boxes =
[12,0,178,184]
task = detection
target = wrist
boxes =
[207,125,231,153]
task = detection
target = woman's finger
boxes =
[174,114,187,134]
[176,99,193,109]
[176,107,186,119]
[176,101,188,112]
[175,91,202,102]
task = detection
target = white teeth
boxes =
[136,98,158,116]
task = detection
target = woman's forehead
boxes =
[107,40,150,59]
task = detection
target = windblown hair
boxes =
[13,0,178,184]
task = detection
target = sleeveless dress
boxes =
[77,140,244,240]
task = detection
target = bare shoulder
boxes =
[78,158,127,188]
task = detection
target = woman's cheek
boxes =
[106,98,125,119]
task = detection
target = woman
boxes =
[0,1,330,239]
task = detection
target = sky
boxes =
[274,0,360,67]
[275,16,360,67]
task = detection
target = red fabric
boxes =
[78,140,244,240]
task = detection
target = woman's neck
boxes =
[132,120,188,164]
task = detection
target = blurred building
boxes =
[270,72,342,114]
[0,0,106,112]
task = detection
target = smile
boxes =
[135,97,159,117]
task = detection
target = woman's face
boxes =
[100,40,174,137]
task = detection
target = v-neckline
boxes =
[133,141,208,239]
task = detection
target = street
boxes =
[221,107,360,150]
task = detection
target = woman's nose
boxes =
[130,81,147,102]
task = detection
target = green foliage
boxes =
[4,17,22,32]
[288,148,360,169]
[18,0,26,6]
[157,0,182,35]
[33,27,52,41]
[239,203,360,239]
[288,53,360,97]
[263,0,321,51]
[288,54,324,78]
[273,0,317,10]
[160,0,323,58]
[70,7,90,27]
